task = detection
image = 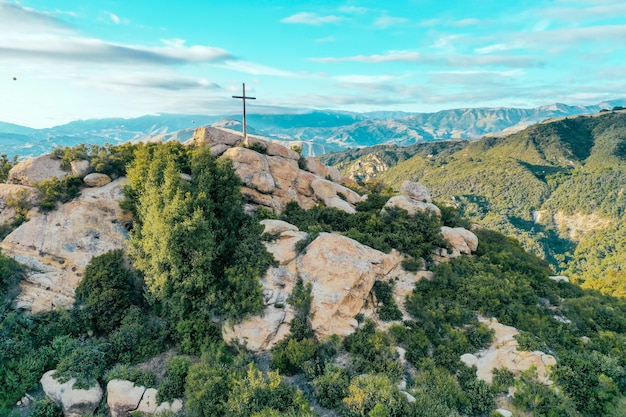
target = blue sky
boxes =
[1,0,625,128]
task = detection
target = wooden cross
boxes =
[232,83,256,146]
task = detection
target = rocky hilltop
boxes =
[0,126,580,417]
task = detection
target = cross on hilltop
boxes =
[232,83,256,146]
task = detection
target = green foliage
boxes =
[0,249,23,298]
[74,250,140,334]
[512,368,580,417]
[281,198,445,263]
[186,349,312,417]
[31,397,64,417]
[54,339,106,389]
[341,373,409,417]
[372,281,402,321]
[126,143,273,350]
[36,176,82,212]
[313,365,350,409]
[157,356,191,404]
[104,364,156,387]
[287,278,314,340]
[343,320,402,381]
[51,143,138,178]
[0,154,18,183]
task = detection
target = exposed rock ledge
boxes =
[1,179,129,313]
[461,318,556,385]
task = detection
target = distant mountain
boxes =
[1,100,625,159]
[327,110,626,296]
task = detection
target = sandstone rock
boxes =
[267,155,300,196]
[83,173,112,187]
[193,126,242,147]
[249,138,300,160]
[495,409,513,417]
[1,179,130,313]
[304,158,328,178]
[0,184,37,224]
[107,380,146,417]
[210,143,230,156]
[7,155,68,186]
[223,266,297,350]
[41,370,103,417]
[224,147,275,194]
[400,181,432,203]
[70,160,90,178]
[310,179,359,214]
[326,166,342,183]
[382,196,441,217]
[440,226,478,256]
[460,318,556,384]
[156,399,183,414]
[261,219,299,236]
[137,388,159,414]
[297,233,397,338]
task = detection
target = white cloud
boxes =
[374,16,408,28]
[281,12,344,25]
[109,12,121,24]
[311,51,421,63]
[0,2,72,32]
[315,36,336,43]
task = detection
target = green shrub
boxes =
[313,365,349,409]
[31,397,64,417]
[372,281,402,321]
[36,176,82,212]
[104,364,156,387]
[157,356,191,404]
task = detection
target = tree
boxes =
[74,250,139,334]
[126,143,272,351]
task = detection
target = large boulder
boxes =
[223,147,275,194]
[382,196,441,217]
[193,126,242,147]
[7,155,69,186]
[1,179,130,313]
[41,370,103,417]
[107,380,146,417]
[297,233,397,338]
[460,318,557,384]
[70,160,90,178]
[440,226,478,256]
[400,181,432,203]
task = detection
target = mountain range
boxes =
[2,99,626,159]
[323,109,626,297]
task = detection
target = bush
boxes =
[157,356,191,403]
[36,176,82,212]
[31,397,64,417]
[104,364,156,387]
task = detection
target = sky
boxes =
[1,0,625,128]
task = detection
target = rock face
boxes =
[224,224,421,348]
[382,181,441,216]
[106,380,183,417]
[41,370,103,417]
[7,155,69,186]
[460,318,556,384]
[1,179,130,313]
[192,126,361,213]
[440,226,479,256]
[70,160,90,178]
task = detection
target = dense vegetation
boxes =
[1,127,626,416]
[325,111,626,297]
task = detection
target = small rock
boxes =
[70,160,90,178]
[495,409,513,417]
[83,173,112,187]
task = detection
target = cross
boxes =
[232,83,256,146]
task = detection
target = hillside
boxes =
[332,111,626,295]
[1,129,626,416]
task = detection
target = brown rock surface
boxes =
[460,318,556,384]
[41,370,103,417]
[383,196,441,217]
[7,155,69,186]
[0,184,37,224]
[107,380,146,417]
[1,179,129,313]
[440,226,479,256]
[83,173,112,187]
[297,233,397,338]
[224,147,275,194]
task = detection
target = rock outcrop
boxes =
[1,179,129,313]
[107,380,183,417]
[224,222,422,348]
[460,318,556,384]
[83,173,112,187]
[40,370,103,417]
[0,184,37,224]
[382,180,441,217]
[193,126,361,213]
[7,155,69,186]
